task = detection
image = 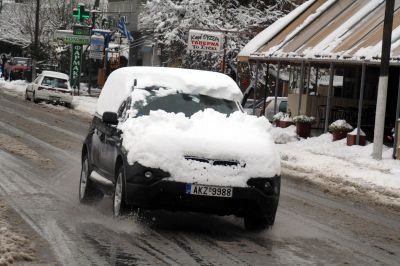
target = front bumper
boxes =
[125,176,280,218]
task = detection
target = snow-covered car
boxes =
[25,71,73,107]
[79,67,281,230]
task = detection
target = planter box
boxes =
[332,131,347,141]
[276,120,293,128]
[296,122,311,138]
[347,134,366,146]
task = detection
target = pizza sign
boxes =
[188,30,224,53]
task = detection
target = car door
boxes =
[98,122,119,179]
[90,116,103,172]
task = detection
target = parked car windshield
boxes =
[134,90,240,117]
[41,76,69,89]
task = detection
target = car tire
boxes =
[113,167,128,217]
[79,155,102,203]
[244,215,269,231]
[65,102,72,108]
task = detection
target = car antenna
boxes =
[131,79,137,92]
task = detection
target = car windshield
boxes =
[134,89,240,117]
[41,76,69,89]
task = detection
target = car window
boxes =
[135,91,239,117]
[41,76,68,89]
[279,101,287,113]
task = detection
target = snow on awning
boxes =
[238,0,317,62]
[242,0,400,65]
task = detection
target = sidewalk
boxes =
[272,125,400,210]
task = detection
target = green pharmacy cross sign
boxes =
[72,4,90,23]
[70,44,83,88]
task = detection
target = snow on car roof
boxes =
[96,67,243,116]
[41,71,69,80]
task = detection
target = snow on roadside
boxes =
[0,201,35,265]
[271,125,298,144]
[0,80,97,116]
[271,126,400,209]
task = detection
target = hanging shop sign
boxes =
[188,30,224,53]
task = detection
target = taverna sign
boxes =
[188,30,225,53]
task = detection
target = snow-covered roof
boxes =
[96,67,243,116]
[238,0,317,61]
[241,0,400,64]
[41,71,69,80]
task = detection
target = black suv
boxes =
[79,68,280,230]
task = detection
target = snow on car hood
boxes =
[118,109,281,187]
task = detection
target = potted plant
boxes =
[272,112,293,128]
[329,120,353,141]
[347,128,366,146]
[293,115,315,138]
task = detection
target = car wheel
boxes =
[113,167,128,217]
[244,215,268,231]
[79,155,102,203]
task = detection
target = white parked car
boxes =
[25,71,73,107]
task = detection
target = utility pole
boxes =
[372,0,395,160]
[32,0,40,80]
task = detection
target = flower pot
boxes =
[332,131,347,141]
[346,134,366,146]
[276,120,293,128]
[296,122,311,138]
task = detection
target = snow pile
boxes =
[279,134,400,208]
[119,109,281,187]
[271,125,297,144]
[72,96,98,115]
[96,67,242,116]
[0,80,27,97]
[0,203,35,264]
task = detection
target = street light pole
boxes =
[32,0,40,80]
[372,0,395,160]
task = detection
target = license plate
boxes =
[186,184,233,198]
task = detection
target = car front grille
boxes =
[184,156,245,168]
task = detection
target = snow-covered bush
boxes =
[293,115,315,124]
[329,120,353,133]
[272,112,292,122]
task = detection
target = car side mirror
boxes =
[102,112,118,125]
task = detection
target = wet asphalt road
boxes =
[0,92,400,266]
